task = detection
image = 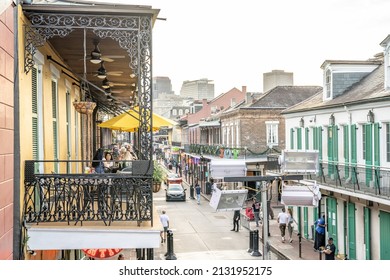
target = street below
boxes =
[153,182,282,260]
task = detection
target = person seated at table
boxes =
[126,144,138,160]
[103,152,114,173]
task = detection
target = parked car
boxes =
[165,178,186,201]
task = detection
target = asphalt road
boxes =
[153,183,281,260]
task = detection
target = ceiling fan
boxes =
[84,39,125,64]
[93,61,123,79]
[104,87,123,95]
[102,78,128,89]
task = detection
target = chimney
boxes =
[245,92,252,104]
[241,86,247,94]
[202,98,207,106]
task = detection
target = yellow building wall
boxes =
[17,6,83,257]
[18,7,82,170]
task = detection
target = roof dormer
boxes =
[380,34,390,90]
[320,60,381,101]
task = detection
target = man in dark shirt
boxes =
[323,237,336,260]
[252,198,261,227]
[231,209,241,232]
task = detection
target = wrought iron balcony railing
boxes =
[23,160,154,226]
[184,144,281,159]
[307,161,390,199]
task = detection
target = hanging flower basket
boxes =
[73,101,96,115]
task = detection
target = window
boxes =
[178,109,183,115]
[266,121,279,146]
[325,69,331,98]
[387,123,390,162]
[172,109,177,116]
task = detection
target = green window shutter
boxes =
[351,125,357,163]
[347,203,356,260]
[318,127,323,160]
[374,123,380,166]
[343,125,349,178]
[374,123,380,189]
[290,128,294,149]
[365,124,373,186]
[351,124,357,184]
[297,128,302,150]
[328,126,334,175]
[364,207,371,260]
[379,211,390,259]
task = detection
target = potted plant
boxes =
[152,161,165,193]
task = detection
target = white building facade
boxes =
[282,35,390,260]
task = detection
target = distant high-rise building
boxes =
[153,76,174,99]
[263,70,293,92]
[180,78,214,100]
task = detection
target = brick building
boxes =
[0,1,15,260]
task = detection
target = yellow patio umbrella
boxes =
[98,106,177,132]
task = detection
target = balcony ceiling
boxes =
[22,2,160,115]
[49,29,137,110]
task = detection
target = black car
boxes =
[165,183,186,201]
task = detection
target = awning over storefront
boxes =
[209,159,246,179]
[26,226,161,250]
[199,120,220,127]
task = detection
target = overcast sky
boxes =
[80,0,390,96]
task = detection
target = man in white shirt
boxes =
[159,210,170,243]
[277,208,289,243]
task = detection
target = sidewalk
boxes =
[160,165,323,260]
[201,192,321,260]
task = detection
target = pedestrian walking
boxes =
[195,181,201,205]
[287,208,297,243]
[314,215,326,251]
[159,210,169,243]
[231,209,241,232]
[322,237,336,260]
[277,207,289,243]
[252,198,261,227]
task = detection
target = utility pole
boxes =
[261,180,269,260]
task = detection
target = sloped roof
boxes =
[245,86,323,109]
[283,64,390,114]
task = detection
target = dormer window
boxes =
[325,69,331,98]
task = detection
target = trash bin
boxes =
[189,185,194,199]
